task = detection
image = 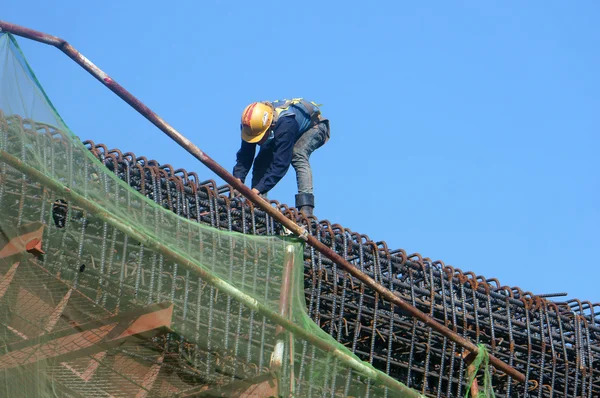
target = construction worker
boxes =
[232,98,330,217]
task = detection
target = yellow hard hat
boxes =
[240,102,274,143]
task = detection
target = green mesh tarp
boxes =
[0,33,424,397]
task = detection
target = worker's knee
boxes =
[291,150,309,168]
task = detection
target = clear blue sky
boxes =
[3,2,598,303]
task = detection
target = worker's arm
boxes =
[232,140,256,183]
[253,116,299,194]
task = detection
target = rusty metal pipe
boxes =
[0,19,527,383]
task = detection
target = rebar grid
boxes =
[0,115,598,397]
[83,141,599,398]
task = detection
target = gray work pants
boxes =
[291,121,330,194]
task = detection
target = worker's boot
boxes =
[295,193,315,217]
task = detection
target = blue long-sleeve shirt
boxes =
[233,115,300,194]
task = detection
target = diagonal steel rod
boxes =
[0,19,527,383]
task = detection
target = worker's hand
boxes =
[251,188,260,195]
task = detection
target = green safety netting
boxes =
[0,32,425,397]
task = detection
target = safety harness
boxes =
[259,98,329,147]
[271,98,323,126]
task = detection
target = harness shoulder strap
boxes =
[271,98,325,129]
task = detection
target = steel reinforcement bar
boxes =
[2,114,598,397]
[82,139,599,398]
